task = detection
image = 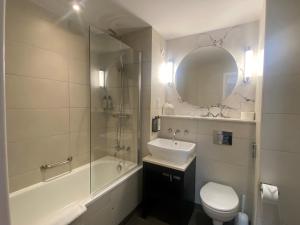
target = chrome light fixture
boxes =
[159,61,174,85]
[244,47,254,83]
[72,2,81,12]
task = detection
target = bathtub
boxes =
[9,156,141,225]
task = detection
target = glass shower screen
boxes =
[89,28,141,194]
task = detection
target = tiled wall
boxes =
[150,30,166,141]
[90,51,107,162]
[122,27,166,157]
[159,117,256,217]
[6,0,90,192]
[260,0,300,224]
[92,50,140,164]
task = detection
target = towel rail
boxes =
[40,157,73,170]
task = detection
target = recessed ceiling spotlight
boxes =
[72,3,81,12]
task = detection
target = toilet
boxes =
[200,182,239,225]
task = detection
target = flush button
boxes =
[213,130,232,145]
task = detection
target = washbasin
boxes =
[147,138,196,164]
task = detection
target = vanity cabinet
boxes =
[142,158,196,225]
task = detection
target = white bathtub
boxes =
[9,156,140,225]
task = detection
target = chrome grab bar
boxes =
[40,157,73,170]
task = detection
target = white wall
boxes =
[260,0,300,224]
[0,0,11,224]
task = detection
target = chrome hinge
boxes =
[252,142,257,159]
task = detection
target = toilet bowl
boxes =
[200,182,239,225]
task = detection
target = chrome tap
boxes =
[173,129,180,141]
[114,144,125,151]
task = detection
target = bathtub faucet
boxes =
[117,162,123,171]
[114,144,125,152]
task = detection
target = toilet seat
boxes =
[200,182,239,212]
[202,200,238,214]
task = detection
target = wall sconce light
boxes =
[159,61,173,85]
[244,48,254,83]
[72,3,81,12]
[98,70,106,88]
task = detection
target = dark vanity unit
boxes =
[142,157,196,225]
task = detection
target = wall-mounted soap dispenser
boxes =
[152,116,161,132]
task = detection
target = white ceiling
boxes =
[114,0,263,39]
[31,0,149,34]
[31,0,263,40]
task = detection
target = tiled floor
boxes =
[123,205,235,225]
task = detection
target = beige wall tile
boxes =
[6,75,68,109]
[70,84,90,107]
[70,132,91,157]
[196,135,253,167]
[5,0,91,192]
[105,86,139,110]
[121,28,152,63]
[261,1,300,223]
[264,0,300,79]
[6,42,68,81]
[160,117,197,136]
[7,109,69,142]
[197,120,256,139]
[9,169,42,192]
[261,114,300,153]
[69,59,89,85]
[142,85,151,110]
[7,134,69,177]
[262,74,300,114]
[124,62,140,87]
[70,108,90,133]
[6,0,71,55]
[274,185,300,225]
[141,62,152,87]
[64,32,88,61]
[261,149,300,188]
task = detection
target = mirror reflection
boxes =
[175,46,238,106]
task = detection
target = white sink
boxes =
[147,138,196,164]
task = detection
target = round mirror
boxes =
[175,46,238,106]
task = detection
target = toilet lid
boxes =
[200,182,239,212]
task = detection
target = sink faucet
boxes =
[173,129,180,141]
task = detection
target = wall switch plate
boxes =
[213,130,232,145]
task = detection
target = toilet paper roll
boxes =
[261,183,279,204]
